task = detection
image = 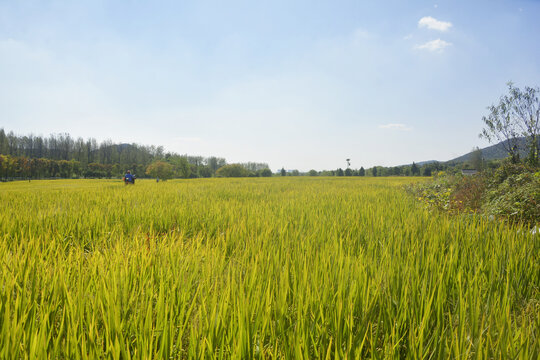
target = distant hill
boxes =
[415,160,438,166]
[447,137,538,164]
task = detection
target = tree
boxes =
[58,160,73,178]
[281,167,286,176]
[146,160,174,180]
[308,169,318,176]
[411,162,419,176]
[507,83,540,165]
[169,156,191,178]
[470,147,484,171]
[207,157,226,174]
[0,129,7,154]
[198,166,213,178]
[241,162,270,172]
[359,167,365,176]
[216,164,249,177]
[259,168,272,177]
[344,168,353,176]
[480,82,540,164]
[372,166,377,177]
[336,168,344,176]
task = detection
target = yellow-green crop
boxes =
[0,178,538,358]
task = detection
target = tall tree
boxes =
[411,162,419,176]
[470,147,484,171]
[146,160,174,180]
[0,129,7,154]
[507,83,540,165]
[479,82,540,164]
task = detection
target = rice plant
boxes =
[0,177,538,358]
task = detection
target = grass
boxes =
[0,177,538,358]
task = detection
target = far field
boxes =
[0,178,538,358]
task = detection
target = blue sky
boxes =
[1,0,539,171]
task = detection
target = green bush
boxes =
[215,164,250,177]
[482,166,540,225]
[409,163,540,226]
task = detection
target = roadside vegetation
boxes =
[410,83,539,227]
[408,162,539,226]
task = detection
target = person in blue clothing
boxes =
[123,170,135,185]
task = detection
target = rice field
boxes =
[0,177,538,358]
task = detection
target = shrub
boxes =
[450,174,486,213]
[215,164,250,177]
[482,169,540,225]
[409,162,540,226]
[258,168,273,177]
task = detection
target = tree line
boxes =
[280,160,469,178]
[0,129,269,180]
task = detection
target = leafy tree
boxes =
[281,167,286,176]
[411,162,419,176]
[258,168,272,177]
[359,167,365,176]
[198,166,213,178]
[241,162,270,172]
[308,169,318,176]
[392,166,402,176]
[169,156,191,178]
[507,83,540,165]
[58,160,73,178]
[216,164,249,177]
[207,156,226,174]
[372,167,377,177]
[146,160,174,180]
[0,129,8,154]
[344,168,353,176]
[336,168,344,176]
[479,82,540,164]
[470,147,484,171]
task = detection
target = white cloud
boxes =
[353,28,370,38]
[418,16,452,32]
[415,39,452,52]
[403,34,413,40]
[378,123,411,131]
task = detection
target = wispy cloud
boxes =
[378,123,411,131]
[415,39,452,52]
[353,28,370,39]
[418,16,452,32]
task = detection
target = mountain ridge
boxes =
[409,137,538,166]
